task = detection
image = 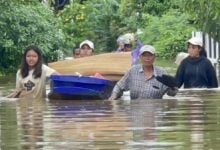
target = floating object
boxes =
[48,52,132,81]
[48,75,115,100]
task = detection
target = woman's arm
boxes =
[7,70,23,98]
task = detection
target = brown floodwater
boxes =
[1,76,220,150]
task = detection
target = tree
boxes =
[56,0,121,53]
[139,9,195,59]
[183,0,220,42]
[0,1,64,74]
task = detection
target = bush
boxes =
[0,2,64,74]
[139,10,195,59]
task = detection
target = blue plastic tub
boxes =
[50,75,113,96]
[52,87,100,96]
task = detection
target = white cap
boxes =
[187,37,203,47]
[139,45,156,55]
[80,40,94,49]
[117,33,135,45]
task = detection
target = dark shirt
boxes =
[175,56,218,88]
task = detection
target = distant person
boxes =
[175,52,189,66]
[7,45,58,99]
[116,35,125,52]
[175,37,218,88]
[109,45,178,100]
[116,33,143,65]
[73,46,81,58]
[131,39,143,65]
[79,40,94,57]
[123,41,133,52]
[116,33,133,52]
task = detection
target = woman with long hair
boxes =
[7,45,57,98]
[175,37,218,88]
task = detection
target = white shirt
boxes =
[15,64,56,99]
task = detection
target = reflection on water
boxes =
[1,88,220,150]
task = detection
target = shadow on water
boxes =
[1,74,220,149]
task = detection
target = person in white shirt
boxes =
[7,45,57,99]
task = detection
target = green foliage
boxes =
[0,1,63,74]
[183,0,220,42]
[92,0,122,52]
[56,1,96,53]
[142,0,171,16]
[56,0,122,54]
[3,0,218,74]
[139,10,195,59]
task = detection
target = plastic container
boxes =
[50,75,112,95]
[52,87,100,96]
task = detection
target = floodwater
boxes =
[1,77,220,150]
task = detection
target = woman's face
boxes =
[26,49,38,69]
[80,44,93,57]
[187,43,201,57]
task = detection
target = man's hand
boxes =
[156,74,178,90]
[167,87,178,96]
[108,95,117,100]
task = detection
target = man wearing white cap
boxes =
[79,40,94,57]
[109,45,178,100]
[175,37,218,88]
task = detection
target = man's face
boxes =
[74,48,81,58]
[123,44,132,52]
[139,52,155,67]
